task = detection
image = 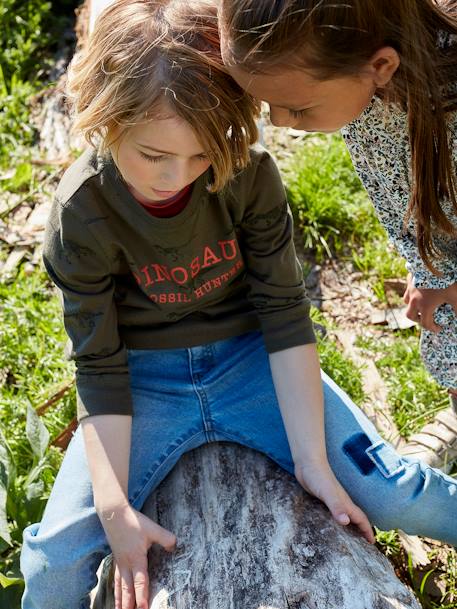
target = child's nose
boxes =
[160,161,189,189]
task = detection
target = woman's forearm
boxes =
[269,343,327,466]
[81,414,132,513]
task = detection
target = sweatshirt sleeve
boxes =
[239,150,315,352]
[43,201,133,422]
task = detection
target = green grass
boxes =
[283,133,408,301]
[0,266,76,458]
[355,332,449,438]
[0,268,75,598]
[312,308,366,406]
[283,134,380,258]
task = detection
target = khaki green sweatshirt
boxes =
[43,144,315,421]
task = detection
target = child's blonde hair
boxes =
[66,0,259,191]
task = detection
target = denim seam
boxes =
[187,349,214,441]
[129,430,208,506]
[211,426,293,473]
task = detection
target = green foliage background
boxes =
[0,2,453,608]
[0,2,78,606]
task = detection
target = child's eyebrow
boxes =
[136,143,176,155]
[136,142,207,156]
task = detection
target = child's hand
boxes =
[403,273,457,332]
[98,502,176,609]
[294,460,375,544]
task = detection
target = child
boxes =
[219,1,457,418]
[21,2,457,609]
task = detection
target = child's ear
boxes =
[369,46,400,88]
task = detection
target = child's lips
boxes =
[151,187,180,198]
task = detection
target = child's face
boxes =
[111,111,211,204]
[225,65,377,133]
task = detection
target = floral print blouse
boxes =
[341,96,457,290]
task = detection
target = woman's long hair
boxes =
[220,0,457,273]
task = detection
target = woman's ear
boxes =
[368,46,401,87]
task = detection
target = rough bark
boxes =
[93,443,420,609]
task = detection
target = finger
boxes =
[324,493,375,544]
[132,559,150,609]
[118,568,135,609]
[114,562,122,609]
[403,287,410,304]
[322,494,352,527]
[347,504,376,544]
[148,520,177,552]
[405,301,420,322]
[420,307,441,332]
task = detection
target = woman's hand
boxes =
[98,502,176,609]
[295,459,375,544]
[403,273,457,332]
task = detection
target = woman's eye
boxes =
[139,151,164,163]
[196,154,209,161]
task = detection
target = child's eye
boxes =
[196,154,209,161]
[139,151,164,163]
[289,108,308,119]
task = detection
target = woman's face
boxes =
[225,64,377,133]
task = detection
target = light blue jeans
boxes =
[20,331,457,609]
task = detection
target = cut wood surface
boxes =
[93,443,420,609]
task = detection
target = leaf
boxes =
[0,486,11,546]
[0,578,24,609]
[0,431,12,546]
[0,573,24,589]
[25,479,44,502]
[0,64,7,97]
[8,162,32,192]
[25,403,49,459]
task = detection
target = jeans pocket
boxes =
[343,433,405,478]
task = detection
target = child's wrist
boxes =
[95,496,130,517]
[293,452,329,471]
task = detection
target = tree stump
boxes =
[93,443,420,609]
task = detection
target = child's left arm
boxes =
[269,343,375,543]
[239,147,374,542]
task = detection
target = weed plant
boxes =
[284,134,378,257]
[356,332,449,438]
[0,2,77,603]
[283,134,407,300]
[0,0,76,171]
[0,268,75,604]
[312,308,366,406]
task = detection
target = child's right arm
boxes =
[81,414,176,609]
[43,178,175,609]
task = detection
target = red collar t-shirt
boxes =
[139,184,193,218]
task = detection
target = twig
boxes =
[36,379,75,416]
